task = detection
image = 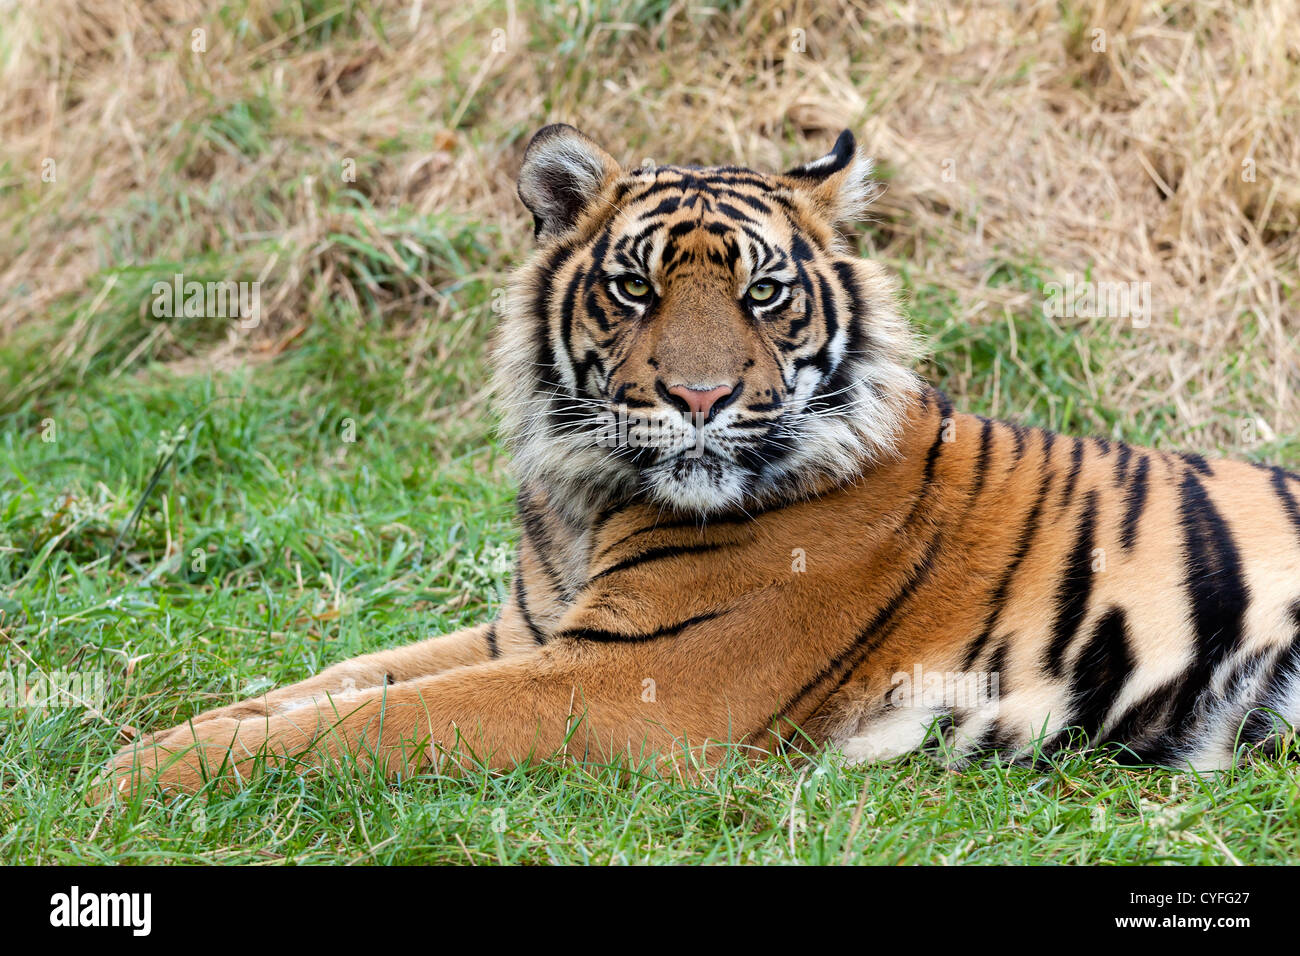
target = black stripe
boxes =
[703,184,774,216]
[485,623,500,659]
[1269,466,1300,542]
[1179,452,1213,476]
[589,542,729,581]
[608,179,634,205]
[986,638,1010,697]
[594,521,702,562]
[592,497,638,530]
[513,574,548,645]
[1164,469,1250,734]
[622,177,697,205]
[531,239,578,421]
[616,396,655,410]
[624,173,780,216]
[1007,422,1029,462]
[970,417,995,501]
[1119,454,1150,551]
[517,490,566,593]
[1097,676,1182,764]
[594,499,789,562]
[556,611,721,644]
[967,717,1021,759]
[1059,437,1085,510]
[1044,489,1100,678]
[1040,428,1057,463]
[615,217,665,254]
[703,168,779,189]
[555,267,586,400]
[638,196,682,219]
[830,261,869,357]
[898,390,954,528]
[790,268,839,379]
[1066,606,1135,741]
[714,201,760,226]
[770,533,945,734]
[1114,442,1132,485]
[960,452,1055,670]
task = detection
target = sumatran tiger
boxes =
[98,125,1300,799]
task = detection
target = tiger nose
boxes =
[666,383,734,421]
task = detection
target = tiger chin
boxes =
[96,126,1300,801]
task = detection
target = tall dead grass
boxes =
[2,0,1297,441]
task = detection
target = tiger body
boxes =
[101,127,1300,797]
[503,396,1300,771]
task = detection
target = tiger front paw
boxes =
[90,717,263,804]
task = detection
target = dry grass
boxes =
[2,0,1298,445]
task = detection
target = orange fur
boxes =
[96,129,1300,800]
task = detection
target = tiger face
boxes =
[495,125,919,515]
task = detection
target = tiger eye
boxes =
[748,280,777,302]
[620,277,651,298]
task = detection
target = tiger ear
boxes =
[517,124,622,240]
[781,130,879,225]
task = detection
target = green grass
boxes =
[3,263,1299,865]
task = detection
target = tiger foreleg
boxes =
[96,637,766,799]
[123,620,530,751]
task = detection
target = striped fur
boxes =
[98,128,1300,798]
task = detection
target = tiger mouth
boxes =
[640,448,751,512]
[586,394,795,509]
[663,448,728,476]
[637,419,786,475]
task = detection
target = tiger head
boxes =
[494,125,920,517]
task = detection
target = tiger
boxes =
[98,124,1300,799]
